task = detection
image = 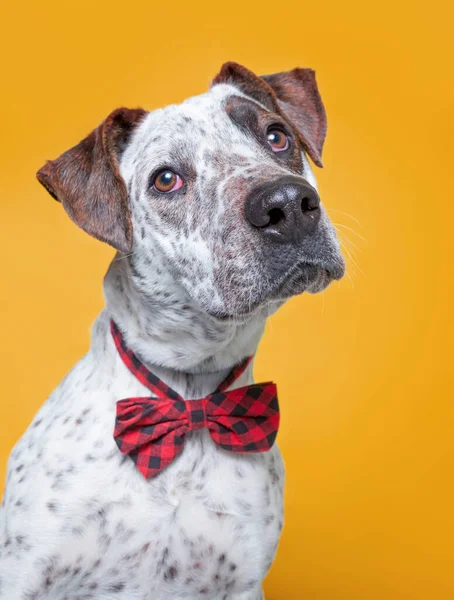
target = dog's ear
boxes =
[212,62,327,167]
[37,107,147,253]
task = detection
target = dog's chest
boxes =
[109,433,285,596]
[4,348,284,598]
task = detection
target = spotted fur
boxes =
[0,62,344,599]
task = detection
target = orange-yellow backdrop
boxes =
[1,1,453,598]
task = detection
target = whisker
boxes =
[339,240,364,276]
[113,251,136,262]
[325,207,362,227]
[333,222,367,243]
[335,227,361,252]
[344,268,355,290]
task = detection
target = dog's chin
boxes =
[205,260,345,322]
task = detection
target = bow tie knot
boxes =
[110,320,280,479]
[186,398,209,431]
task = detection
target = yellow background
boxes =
[1,1,453,598]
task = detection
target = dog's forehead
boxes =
[129,84,263,157]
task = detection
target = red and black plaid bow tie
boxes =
[111,320,279,479]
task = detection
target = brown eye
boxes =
[267,128,290,152]
[153,170,183,193]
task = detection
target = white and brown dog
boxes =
[0,62,344,600]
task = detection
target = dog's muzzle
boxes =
[243,174,345,301]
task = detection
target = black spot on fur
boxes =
[108,582,125,592]
[164,565,178,580]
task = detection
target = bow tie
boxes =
[111,320,280,479]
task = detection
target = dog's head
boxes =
[37,62,344,320]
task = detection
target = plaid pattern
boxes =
[111,320,280,479]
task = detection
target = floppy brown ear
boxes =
[37,107,147,253]
[212,62,327,167]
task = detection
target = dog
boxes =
[0,62,345,600]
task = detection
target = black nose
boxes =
[245,176,321,242]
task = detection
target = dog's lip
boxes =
[272,257,345,294]
[206,307,262,322]
[316,257,346,282]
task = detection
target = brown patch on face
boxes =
[212,62,327,167]
[36,107,147,253]
[262,69,326,165]
[224,95,303,175]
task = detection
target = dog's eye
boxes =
[153,170,184,193]
[267,129,289,152]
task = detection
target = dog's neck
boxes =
[100,257,269,396]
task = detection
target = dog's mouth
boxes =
[273,259,345,297]
[207,258,345,322]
